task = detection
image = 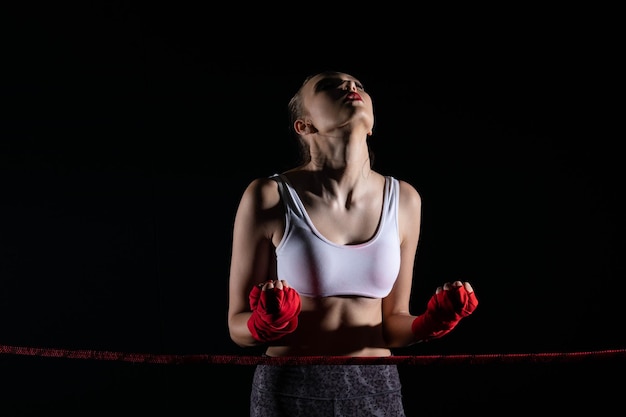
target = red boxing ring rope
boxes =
[2,343,625,366]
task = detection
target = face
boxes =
[299,72,374,135]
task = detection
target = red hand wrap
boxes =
[247,285,302,343]
[411,285,478,341]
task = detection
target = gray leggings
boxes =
[250,364,406,417]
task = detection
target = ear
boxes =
[294,119,316,135]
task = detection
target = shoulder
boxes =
[394,178,422,211]
[392,178,422,242]
[239,176,282,211]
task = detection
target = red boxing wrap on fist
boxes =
[247,284,301,343]
[411,284,478,341]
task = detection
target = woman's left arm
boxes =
[381,180,424,347]
[382,180,479,347]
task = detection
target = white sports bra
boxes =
[272,174,401,298]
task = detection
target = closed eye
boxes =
[315,78,343,91]
[315,78,366,92]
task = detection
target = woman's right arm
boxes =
[227,178,283,347]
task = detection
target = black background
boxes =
[1,2,624,415]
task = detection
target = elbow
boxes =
[229,330,255,348]
[383,335,413,349]
[228,318,260,348]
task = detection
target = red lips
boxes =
[346,92,362,101]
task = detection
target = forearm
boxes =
[382,313,421,347]
[383,283,479,347]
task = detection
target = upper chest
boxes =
[299,188,385,246]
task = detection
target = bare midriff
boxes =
[264,295,392,357]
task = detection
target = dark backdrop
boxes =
[1,3,623,415]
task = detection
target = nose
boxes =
[341,80,358,91]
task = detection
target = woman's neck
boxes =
[308,132,371,175]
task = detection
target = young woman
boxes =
[227,70,478,416]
